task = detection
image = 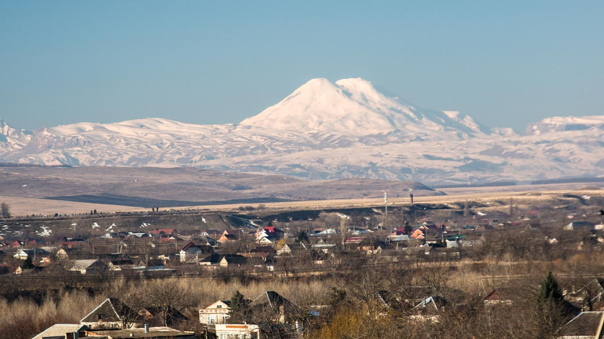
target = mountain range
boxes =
[1,78,603,186]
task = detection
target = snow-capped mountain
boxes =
[525,115,604,135]
[0,78,602,185]
[241,78,490,138]
[0,119,32,152]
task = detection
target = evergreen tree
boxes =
[229,290,250,323]
[404,221,413,234]
[535,271,571,339]
[537,271,563,306]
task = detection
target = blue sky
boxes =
[0,1,602,132]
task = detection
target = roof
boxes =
[69,259,102,270]
[251,291,294,310]
[221,254,248,265]
[86,326,195,338]
[151,228,176,235]
[204,300,232,309]
[33,324,88,339]
[558,311,604,338]
[80,298,137,324]
[414,295,448,313]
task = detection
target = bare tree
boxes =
[136,279,196,327]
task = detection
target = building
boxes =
[67,259,109,275]
[33,324,88,339]
[215,324,260,339]
[557,311,604,339]
[80,298,139,329]
[200,300,231,325]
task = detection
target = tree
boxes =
[1,202,10,218]
[537,271,563,305]
[229,290,250,324]
[21,256,34,269]
[138,279,193,327]
[534,272,573,339]
[404,221,413,234]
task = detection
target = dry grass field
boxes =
[3,185,601,218]
[0,165,602,217]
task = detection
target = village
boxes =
[1,191,604,338]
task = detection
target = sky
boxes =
[0,1,602,133]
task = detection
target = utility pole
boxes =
[384,191,389,232]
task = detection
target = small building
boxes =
[564,221,596,231]
[68,259,109,275]
[179,242,213,263]
[199,300,231,325]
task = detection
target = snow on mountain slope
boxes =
[240,78,489,138]
[0,119,32,152]
[0,78,602,185]
[526,115,604,135]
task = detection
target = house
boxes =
[410,229,425,240]
[80,298,139,330]
[256,226,284,243]
[199,300,232,325]
[62,238,85,249]
[32,324,88,339]
[388,231,410,242]
[108,259,135,271]
[215,324,260,339]
[13,248,50,260]
[250,291,297,324]
[276,244,292,256]
[150,228,177,237]
[557,311,604,339]
[568,278,604,308]
[249,246,276,261]
[220,254,248,268]
[8,240,22,248]
[218,230,243,243]
[564,221,596,231]
[200,254,248,268]
[310,228,337,236]
[139,306,188,327]
[68,259,109,275]
[55,248,70,260]
[179,242,213,263]
[483,289,513,306]
[202,230,222,239]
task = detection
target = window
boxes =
[207,315,216,324]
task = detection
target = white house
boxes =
[199,300,231,325]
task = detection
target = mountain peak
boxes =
[239,78,488,138]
